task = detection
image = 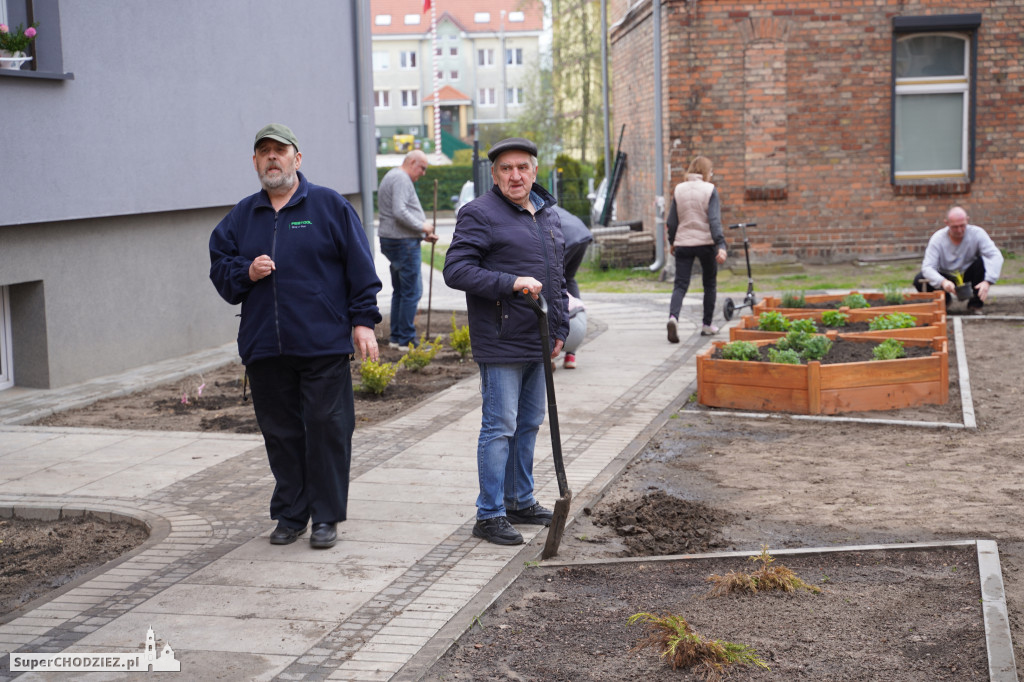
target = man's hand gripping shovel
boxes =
[522,289,572,560]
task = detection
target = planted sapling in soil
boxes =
[706,545,822,596]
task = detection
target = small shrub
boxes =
[841,293,870,309]
[767,347,801,364]
[780,290,806,308]
[800,335,833,361]
[399,334,442,372]
[756,311,790,332]
[868,312,917,331]
[788,318,817,334]
[720,341,760,361]
[358,359,397,394]
[628,612,769,677]
[821,310,849,327]
[775,330,814,353]
[872,338,906,361]
[882,283,905,305]
[450,312,471,359]
[707,545,822,596]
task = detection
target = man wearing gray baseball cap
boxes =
[210,123,382,550]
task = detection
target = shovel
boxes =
[522,290,573,560]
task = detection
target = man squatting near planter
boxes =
[377,150,439,350]
[913,205,1003,313]
[443,137,570,546]
[209,123,382,550]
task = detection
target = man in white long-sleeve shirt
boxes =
[377,150,439,348]
[913,206,1003,313]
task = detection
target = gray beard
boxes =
[260,169,297,192]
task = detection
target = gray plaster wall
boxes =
[0,209,241,388]
[0,1,373,388]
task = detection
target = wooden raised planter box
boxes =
[752,290,945,316]
[729,309,947,344]
[697,336,948,415]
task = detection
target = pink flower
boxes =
[0,25,8,34]
[24,27,36,38]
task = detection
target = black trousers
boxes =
[563,241,590,299]
[913,255,987,309]
[246,354,355,529]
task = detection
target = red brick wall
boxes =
[610,0,1024,263]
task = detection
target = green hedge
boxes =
[375,164,474,213]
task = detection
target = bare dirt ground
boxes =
[6,302,1024,680]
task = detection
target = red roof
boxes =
[425,85,473,104]
[370,0,544,36]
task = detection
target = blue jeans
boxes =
[476,362,547,519]
[380,237,423,346]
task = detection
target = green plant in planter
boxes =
[841,293,870,309]
[821,310,849,327]
[399,334,442,372]
[882,283,905,305]
[721,341,760,361]
[950,270,965,286]
[788,318,817,334]
[780,290,806,308]
[757,311,790,332]
[872,338,906,361]
[768,347,801,364]
[627,612,769,675]
[868,312,917,331]
[775,330,814,353]
[799,335,833,361]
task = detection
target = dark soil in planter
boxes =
[712,337,936,364]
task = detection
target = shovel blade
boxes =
[541,489,573,560]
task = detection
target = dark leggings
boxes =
[913,256,987,309]
[669,244,718,326]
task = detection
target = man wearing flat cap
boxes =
[209,123,382,550]
[443,137,569,545]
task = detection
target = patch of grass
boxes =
[628,612,769,679]
[422,242,448,271]
[706,545,822,596]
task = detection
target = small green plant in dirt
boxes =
[868,312,917,330]
[767,347,801,364]
[706,545,822,596]
[399,334,442,372]
[872,337,906,361]
[882,283,905,305]
[821,310,849,327]
[756,310,790,332]
[775,330,814,354]
[788,317,817,334]
[628,612,769,679]
[799,334,833,361]
[720,341,760,361]
[449,312,471,359]
[841,292,870,309]
[358,359,398,394]
[780,290,806,308]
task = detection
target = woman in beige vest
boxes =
[666,156,728,342]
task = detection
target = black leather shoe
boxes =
[310,522,337,549]
[506,503,554,527]
[269,523,307,545]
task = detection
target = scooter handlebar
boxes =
[728,222,757,229]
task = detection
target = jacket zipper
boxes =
[271,211,282,354]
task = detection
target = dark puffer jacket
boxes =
[443,183,569,364]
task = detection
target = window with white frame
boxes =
[400,51,417,69]
[891,14,980,183]
[404,14,420,25]
[449,46,458,57]
[375,14,392,25]
[893,33,969,178]
[506,47,523,66]
[372,51,390,71]
[401,89,419,108]
[374,90,390,109]
[506,87,524,106]
[449,70,458,80]
[478,88,496,106]
[509,11,525,22]
[478,48,494,67]
[474,12,490,23]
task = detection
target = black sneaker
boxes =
[472,517,524,545]
[506,503,554,527]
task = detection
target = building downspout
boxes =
[648,0,665,272]
[601,0,611,183]
[353,0,377,244]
